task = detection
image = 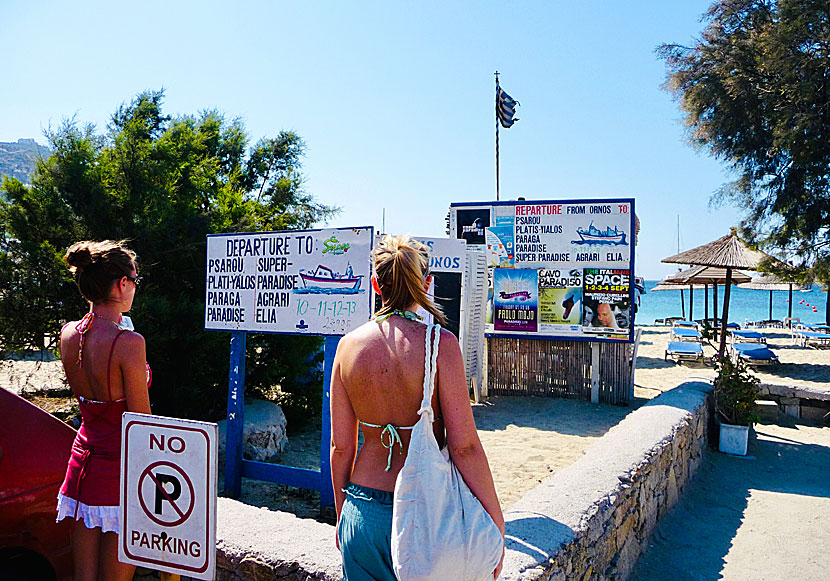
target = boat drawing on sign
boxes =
[572,222,628,246]
[499,290,532,301]
[296,264,364,294]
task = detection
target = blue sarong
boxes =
[338,482,396,581]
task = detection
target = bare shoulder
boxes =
[60,320,81,341]
[436,326,461,353]
[117,330,147,359]
[340,321,379,349]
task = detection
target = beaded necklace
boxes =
[374,309,423,323]
[74,312,120,366]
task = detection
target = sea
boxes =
[637,280,827,326]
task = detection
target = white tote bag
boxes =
[391,324,504,581]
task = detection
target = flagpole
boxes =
[495,71,500,201]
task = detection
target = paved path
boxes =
[631,421,830,581]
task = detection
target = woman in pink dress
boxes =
[56,240,151,581]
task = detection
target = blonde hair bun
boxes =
[373,234,445,324]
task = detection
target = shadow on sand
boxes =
[630,421,830,580]
[472,395,647,438]
[505,512,574,563]
[759,361,830,382]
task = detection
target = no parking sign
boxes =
[119,413,217,579]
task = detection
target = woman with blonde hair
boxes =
[330,234,505,580]
[56,240,151,581]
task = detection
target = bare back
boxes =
[336,317,445,491]
[60,318,150,413]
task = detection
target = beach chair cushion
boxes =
[672,320,698,328]
[730,330,765,343]
[665,341,703,360]
[800,331,830,345]
[671,328,702,341]
[732,343,778,361]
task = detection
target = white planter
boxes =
[719,422,750,456]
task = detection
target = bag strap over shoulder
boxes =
[418,323,441,421]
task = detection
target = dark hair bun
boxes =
[65,244,93,272]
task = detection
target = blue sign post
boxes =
[223,332,339,506]
[206,227,373,507]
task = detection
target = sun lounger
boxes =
[729,330,766,344]
[672,320,698,328]
[793,329,830,348]
[664,316,684,326]
[731,342,779,365]
[665,341,704,363]
[671,327,702,341]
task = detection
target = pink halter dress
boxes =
[56,315,151,532]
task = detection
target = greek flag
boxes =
[496,86,520,128]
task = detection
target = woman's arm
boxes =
[436,330,505,575]
[330,341,358,525]
[121,333,151,414]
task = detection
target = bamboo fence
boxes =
[486,337,631,404]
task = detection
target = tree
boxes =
[658,0,830,281]
[0,91,337,422]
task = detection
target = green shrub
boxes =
[712,355,760,426]
[0,91,336,423]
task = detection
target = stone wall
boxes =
[209,381,711,581]
[500,381,712,580]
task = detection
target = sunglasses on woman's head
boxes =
[125,275,143,287]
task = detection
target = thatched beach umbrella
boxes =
[662,229,778,357]
[738,274,809,321]
[651,281,708,319]
[661,265,751,325]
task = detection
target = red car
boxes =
[0,388,75,580]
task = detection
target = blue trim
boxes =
[224,331,246,498]
[628,197,636,343]
[320,335,340,508]
[450,198,636,208]
[207,225,376,238]
[486,332,632,344]
[241,460,322,489]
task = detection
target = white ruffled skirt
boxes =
[56,493,119,534]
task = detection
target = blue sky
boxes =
[1,0,739,278]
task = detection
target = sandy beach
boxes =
[635,325,830,395]
[4,325,827,517]
[2,354,649,513]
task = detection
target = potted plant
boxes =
[712,355,760,455]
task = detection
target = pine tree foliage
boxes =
[0,91,337,421]
[658,0,830,280]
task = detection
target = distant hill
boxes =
[0,138,50,186]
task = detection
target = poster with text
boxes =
[451,199,635,342]
[493,268,538,332]
[582,268,631,335]
[205,227,373,335]
[455,207,491,245]
[538,268,583,334]
[513,201,631,269]
[485,226,515,268]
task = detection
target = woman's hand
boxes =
[493,544,504,579]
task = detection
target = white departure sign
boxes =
[205,227,373,335]
[119,413,218,580]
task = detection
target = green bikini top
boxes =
[360,310,438,471]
